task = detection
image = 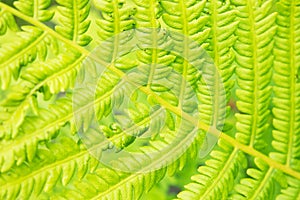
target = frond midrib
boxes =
[287,0,296,167]
[146,0,159,88]
[177,0,188,108]
[211,0,221,128]
[33,0,38,19]
[248,0,259,148]
[72,0,79,43]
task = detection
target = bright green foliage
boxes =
[271,0,300,169]
[14,0,54,21]
[0,7,18,35]
[177,139,247,199]
[55,0,92,45]
[234,0,276,151]
[0,0,299,200]
[0,26,53,89]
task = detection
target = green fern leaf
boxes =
[177,139,246,200]
[234,0,276,151]
[270,0,300,170]
[55,0,92,46]
[0,7,18,35]
[13,0,54,21]
[231,157,287,199]
[0,26,55,89]
[223,0,279,198]
[276,175,300,200]
[0,51,81,139]
[0,96,73,172]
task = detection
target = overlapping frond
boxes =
[0,51,82,139]
[200,0,237,130]
[228,0,279,198]
[13,0,54,21]
[27,121,203,200]
[38,166,165,199]
[0,96,73,172]
[160,0,209,118]
[177,1,240,198]
[234,0,276,151]
[0,132,101,199]
[0,26,57,89]
[276,175,300,199]
[55,0,92,46]
[0,7,18,35]
[270,0,300,171]
[177,140,246,200]
[231,158,286,199]
[89,123,202,199]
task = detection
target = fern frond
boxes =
[0,123,132,199]
[13,0,54,21]
[160,0,209,44]
[133,0,161,29]
[88,1,137,120]
[21,52,82,95]
[160,0,209,115]
[270,0,300,171]
[0,26,56,89]
[177,140,246,200]
[227,0,280,198]
[234,0,276,151]
[94,0,135,42]
[133,0,179,110]
[0,132,101,199]
[38,166,165,200]
[0,116,201,200]
[93,0,136,75]
[200,0,237,127]
[55,0,92,46]
[231,158,286,199]
[0,51,82,139]
[196,0,237,159]
[30,121,203,200]
[0,96,73,172]
[276,175,300,200]
[177,1,240,198]
[0,0,300,199]
[91,125,202,199]
[0,7,18,35]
